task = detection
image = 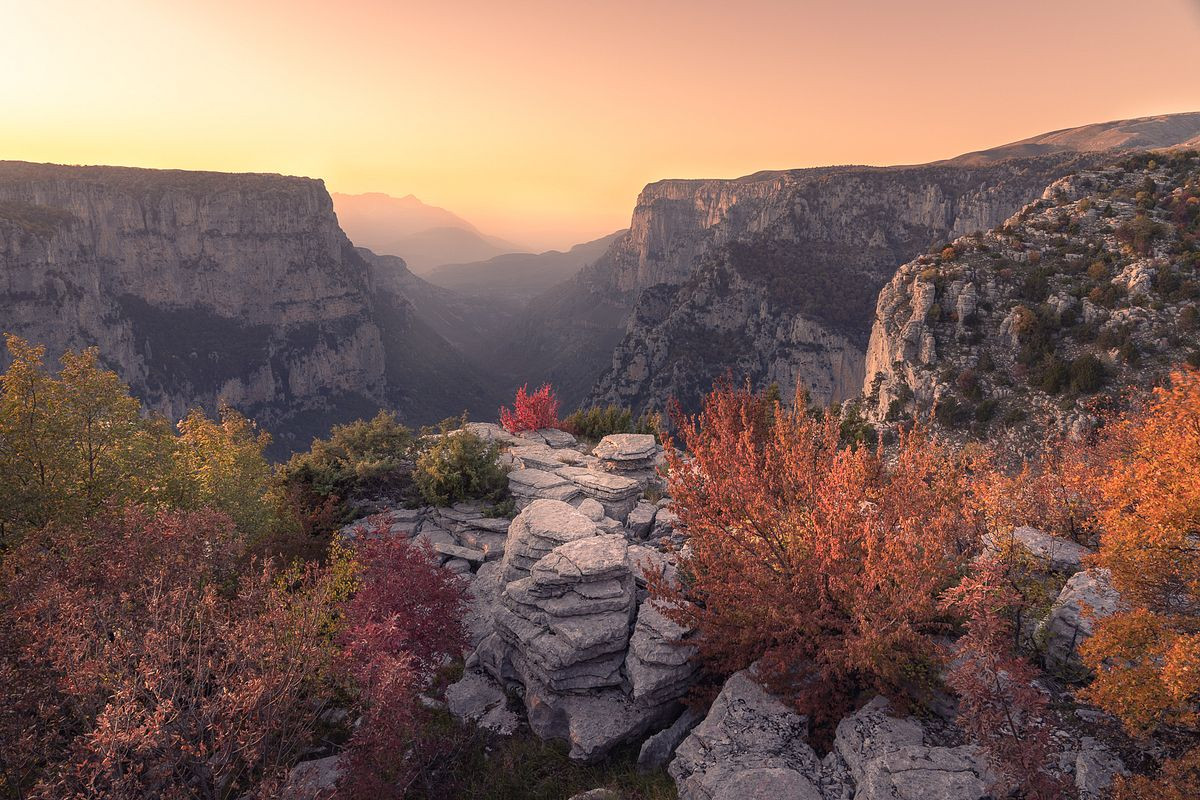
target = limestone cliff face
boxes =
[503,114,1200,415]
[0,161,495,452]
[593,260,865,411]
[583,156,1109,412]
[863,150,1200,444]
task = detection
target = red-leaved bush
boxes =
[335,531,468,800]
[499,383,561,433]
[653,381,978,726]
[941,558,1070,799]
[0,506,334,800]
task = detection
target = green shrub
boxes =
[563,404,661,441]
[414,430,507,507]
[563,404,632,440]
[934,396,968,428]
[276,411,417,527]
[1036,355,1070,394]
[1068,354,1105,393]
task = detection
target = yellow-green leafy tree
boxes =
[173,404,275,539]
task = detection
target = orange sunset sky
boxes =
[3,0,1199,250]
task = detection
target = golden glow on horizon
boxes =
[3,0,1199,250]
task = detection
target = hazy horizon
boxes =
[5,0,1200,251]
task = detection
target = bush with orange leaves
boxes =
[499,383,562,433]
[653,381,978,725]
[970,437,1100,547]
[1074,368,1200,798]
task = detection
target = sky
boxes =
[3,0,1199,251]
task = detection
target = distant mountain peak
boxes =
[330,191,526,274]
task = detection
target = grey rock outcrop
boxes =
[1008,526,1092,573]
[1073,737,1127,798]
[593,433,658,471]
[446,670,519,735]
[625,600,697,706]
[833,697,924,780]
[669,668,831,800]
[494,534,637,692]
[469,490,696,762]
[499,499,600,582]
[863,156,1200,443]
[834,697,991,800]
[638,707,703,772]
[853,746,991,800]
[280,755,342,800]
[1038,568,1121,675]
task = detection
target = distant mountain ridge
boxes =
[332,191,522,275]
[425,230,626,302]
[946,112,1200,165]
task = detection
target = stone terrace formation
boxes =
[335,424,1131,798]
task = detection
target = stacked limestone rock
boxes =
[501,432,663,524]
[593,433,657,469]
[459,499,696,762]
[339,503,510,575]
[494,533,636,692]
[557,466,642,520]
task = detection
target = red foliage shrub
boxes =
[941,558,1070,799]
[499,383,561,433]
[335,532,469,799]
[0,506,334,800]
[653,380,978,725]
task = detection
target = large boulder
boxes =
[508,468,582,508]
[468,485,697,763]
[499,499,599,583]
[833,696,923,779]
[833,696,992,800]
[557,466,642,521]
[669,669,831,800]
[510,443,571,473]
[854,745,991,800]
[638,707,703,772]
[1038,568,1121,676]
[593,433,658,470]
[524,678,679,762]
[446,670,519,735]
[991,525,1093,573]
[1073,736,1127,798]
[280,755,342,800]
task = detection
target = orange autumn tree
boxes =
[1077,368,1200,797]
[654,381,978,723]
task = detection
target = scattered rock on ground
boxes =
[638,706,703,772]
[280,755,342,800]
